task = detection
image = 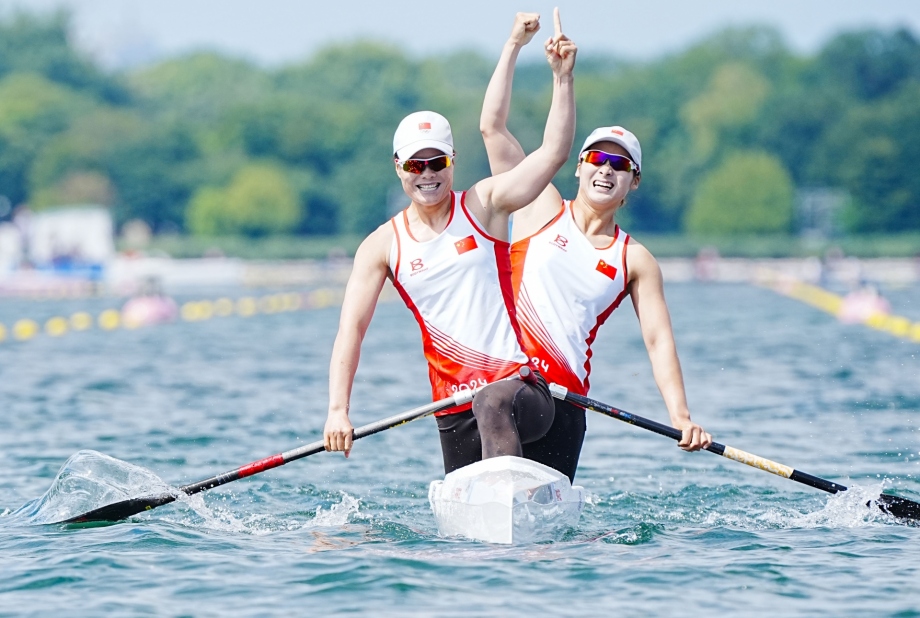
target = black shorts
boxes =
[436,386,586,483]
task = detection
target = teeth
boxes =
[418,183,439,192]
[594,181,613,189]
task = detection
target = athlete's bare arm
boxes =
[466,8,576,239]
[626,242,713,451]
[480,11,565,236]
[480,12,538,173]
[324,224,392,456]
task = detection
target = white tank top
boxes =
[510,201,630,395]
[389,191,529,414]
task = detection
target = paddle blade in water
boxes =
[60,493,178,524]
[875,494,920,522]
[13,450,175,525]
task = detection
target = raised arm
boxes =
[479,12,538,175]
[324,226,391,456]
[627,243,713,452]
[468,9,576,234]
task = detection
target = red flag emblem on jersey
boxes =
[455,235,478,255]
[419,122,432,130]
[596,259,618,279]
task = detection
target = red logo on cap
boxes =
[611,129,624,136]
[419,122,432,130]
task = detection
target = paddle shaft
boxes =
[552,387,848,495]
[61,388,479,523]
[179,393,470,496]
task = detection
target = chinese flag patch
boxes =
[596,259,618,279]
[419,122,432,130]
[455,235,478,255]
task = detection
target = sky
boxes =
[2,0,920,68]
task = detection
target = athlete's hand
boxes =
[545,8,576,76]
[510,12,541,46]
[674,420,712,452]
[324,411,354,457]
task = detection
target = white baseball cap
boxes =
[393,111,454,161]
[579,126,642,173]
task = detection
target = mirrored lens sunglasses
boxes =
[581,150,639,174]
[399,155,452,174]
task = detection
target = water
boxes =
[1,283,919,616]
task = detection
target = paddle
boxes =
[55,388,480,524]
[549,385,920,522]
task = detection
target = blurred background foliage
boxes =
[1,10,919,248]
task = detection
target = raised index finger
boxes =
[553,7,562,37]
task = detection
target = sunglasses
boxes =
[398,155,452,174]
[581,150,639,174]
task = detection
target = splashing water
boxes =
[157,491,361,535]
[309,493,360,528]
[9,450,173,525]
[776,482,900,529]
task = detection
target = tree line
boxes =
[1,11,918,237]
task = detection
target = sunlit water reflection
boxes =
[1,283,919,615]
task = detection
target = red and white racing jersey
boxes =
[389,191,530,414]
[511,201,630,395]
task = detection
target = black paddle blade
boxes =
[875,493,920,522]
[57,493,178,524]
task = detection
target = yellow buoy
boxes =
[181,302,200,322]
[98,309,121,331]
[45,316,69,337]
[886,316,912,338]
[258,295,281,314]
[0,323,7,342]
[13,319,39,340]
[237,297,257,317]
[910,323,920,344]
[282,293,302,311]
[214,298,235,317]
[197,300,214,320]
[70,312,93,331]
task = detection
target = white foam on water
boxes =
[9,450,174,525]
[759,482,897,529]
[161,491,360,535]
[304,493,360,529]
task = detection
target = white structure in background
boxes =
[0,223,22,274]
[28,205,114,276]
[796,188,847,239]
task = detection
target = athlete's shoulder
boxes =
[624,239,661,283]
[356,221,395,262]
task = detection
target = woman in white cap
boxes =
[324,15,579,476]
[479,12,712,482]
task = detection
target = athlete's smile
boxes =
[592,179,614,190]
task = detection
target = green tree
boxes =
[816,82,920,232]
[0,73,94,137]
[814,29,920,101]
[0,10,128,103]
[685,150,794,234]
[186,163,301,237]
[129,52,270,124]
[681,62,770,159]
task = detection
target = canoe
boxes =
[428,455,584,544]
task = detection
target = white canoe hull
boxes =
[429,456,584,544]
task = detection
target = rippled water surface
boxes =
[2,283,919,616]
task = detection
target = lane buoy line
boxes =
[0,288,347,344]
[756,272,920,343]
